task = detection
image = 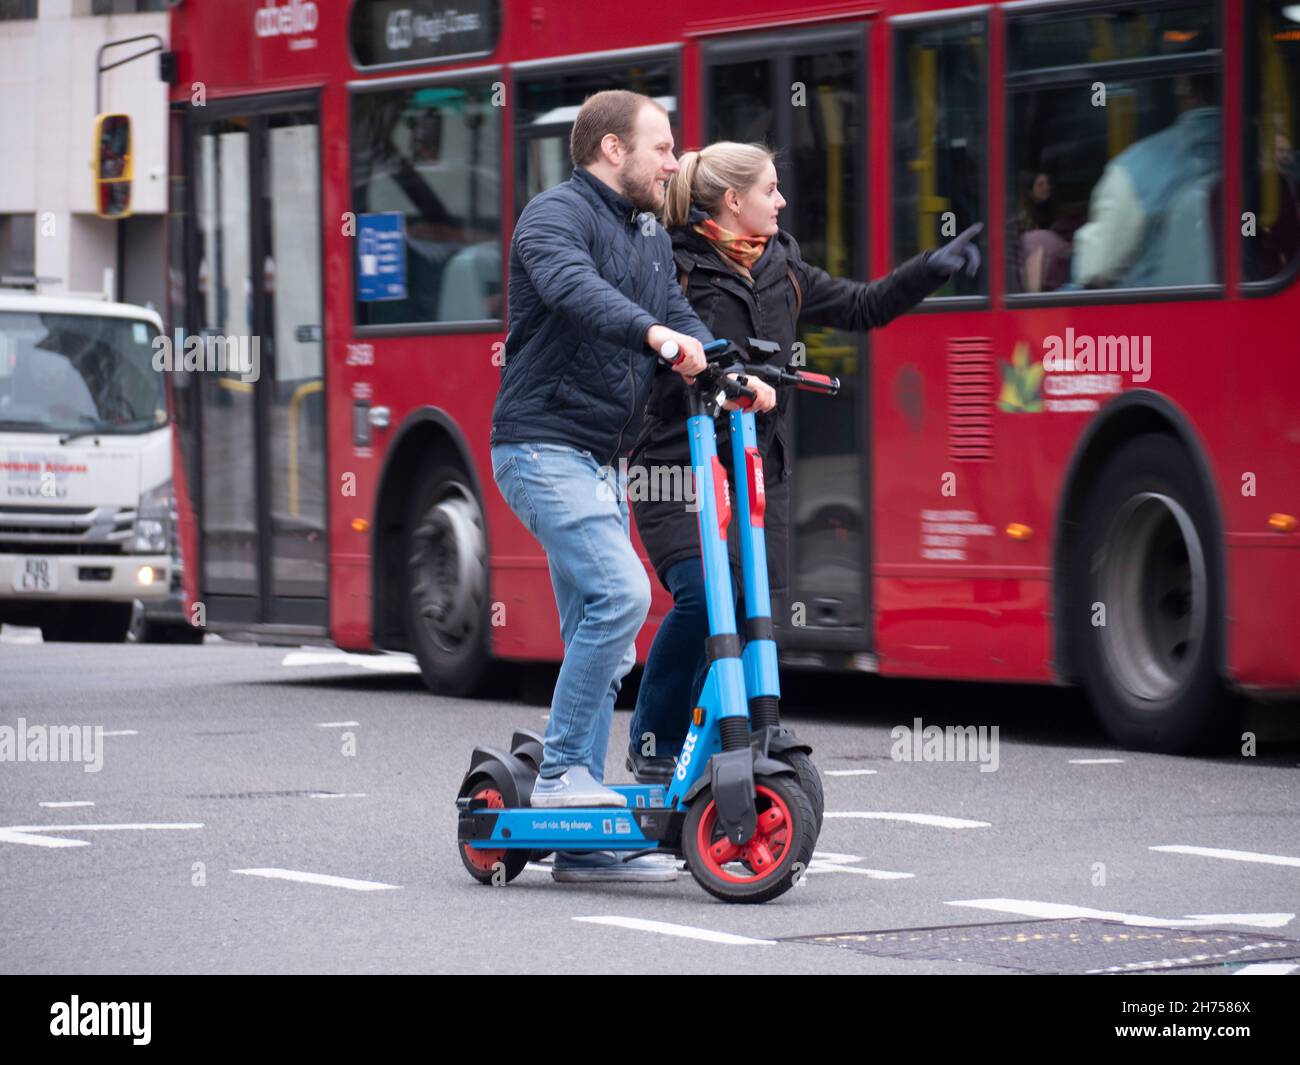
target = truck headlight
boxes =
[132,480,174,554]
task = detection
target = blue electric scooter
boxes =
[457,339,834,903]
[721,340,838,833]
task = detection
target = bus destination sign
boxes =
[350,0,500,69]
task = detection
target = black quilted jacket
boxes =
[490,167,712,466]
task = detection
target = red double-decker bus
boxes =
[164,0,1299,752]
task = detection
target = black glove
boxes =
[927,222,983,278]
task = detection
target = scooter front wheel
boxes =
[459,779,529,885]
[780,749,824,834]
[682,773,816,904]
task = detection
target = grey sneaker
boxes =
[530,766,627,809]
[552,850,679,883]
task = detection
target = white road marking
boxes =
[809,864,914,879]
[1151,845,1300,869]
[0,822,203,848]
[1235,963,1300,975]
[101,730,138,737]
[308,792,366,799]
[806,851,913,879]
[825,811,990,829]
[0,625,40,644]
[39,801,94,808]
[0,829,87,848]
[282,651,419,674]
[948,898,1295,929]
[232,868,401,892]
[573,916,775,945]
[315,722,360,729]
[825,769,878,777]
[1069,758,1125,764]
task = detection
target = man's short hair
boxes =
[570,90,667,166]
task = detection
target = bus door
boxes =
[702,25,872,654]
[189,93,327,629]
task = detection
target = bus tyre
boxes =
[405,465,491,697]
[682,772,817,904]
[1068,433,1232,753]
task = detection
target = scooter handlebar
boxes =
[658,340,758,405]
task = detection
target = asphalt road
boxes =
[2,633,1298,976]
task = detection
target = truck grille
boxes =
[0,504,134,553]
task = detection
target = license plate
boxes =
[13,557,58,594]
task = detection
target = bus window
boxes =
[1244,0,1300,284]
[514,59,676,215]
[892,15,987,298]
[350,82,503,327]
[1007,4,1221,294]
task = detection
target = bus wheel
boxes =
[1068,433,1232,753]
[405,465,490,697]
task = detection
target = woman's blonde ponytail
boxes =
[663,150,701,227]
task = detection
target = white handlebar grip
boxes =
[660,340,679,363]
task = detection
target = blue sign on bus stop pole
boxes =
[356,212,408,302]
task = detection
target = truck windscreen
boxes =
[0,312,166,435]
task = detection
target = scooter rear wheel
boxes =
[459,780,529,885]
[682,773,816,904]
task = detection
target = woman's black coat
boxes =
[630,223,942,596]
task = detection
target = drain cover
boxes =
[788,919,1300,974]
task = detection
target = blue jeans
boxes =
[491,442,652,782]
[628,556,738,763]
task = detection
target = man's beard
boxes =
[622,165,664,212]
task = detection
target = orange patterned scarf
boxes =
[692,217,770,281]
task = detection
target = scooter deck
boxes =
[458,785,684,852]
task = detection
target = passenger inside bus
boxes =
[1071,73,1221,289]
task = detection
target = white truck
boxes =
[0,292,194,643]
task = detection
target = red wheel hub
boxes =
[463,786,507,873]
[695,784,793,884]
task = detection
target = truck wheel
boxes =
[41,602,132,643]
[1067,433,1233,753]
[405,464,491,696]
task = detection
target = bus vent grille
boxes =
[947,338,994,462]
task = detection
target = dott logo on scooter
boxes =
[675,730,700,781]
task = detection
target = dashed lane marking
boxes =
[231,868,401,892]
[0,822,203,848]
[1151,845,1300,869]
[824,811,990,829]
[573,916,775,945]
